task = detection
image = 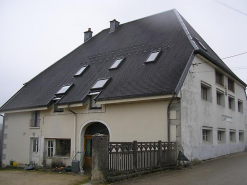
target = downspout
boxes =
[0,114,5,168]
[67,105,77,159]
[167,92,176,142]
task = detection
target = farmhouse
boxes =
[1,9,246,168]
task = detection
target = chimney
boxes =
[110,19,120,33]
[84,28,93,42]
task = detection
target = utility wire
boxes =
[214,0,247,17]
[221,52,247,60]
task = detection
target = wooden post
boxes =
[91,135,108,183]
[133,140,137,172]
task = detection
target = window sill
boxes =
[30,127,40,129]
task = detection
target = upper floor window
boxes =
[216,89,225,107]
[238,100,243,113]
[228,78,234,92]
[30,111,40,127]
[228,96,235,110]
[201,81,212,102]
[145,49,161,63]
[215,71,223,86]
[109,57,124,69]
[89,92,102,109]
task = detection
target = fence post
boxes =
[91,135,108,183]
[158,140,162,167]
[133,140,137,172]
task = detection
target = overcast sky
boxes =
[0,0,247,122]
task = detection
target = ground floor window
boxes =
[47,139,71,157]
[230,130,236,142]
[217,129,226,143]
[202,127,213,143]
[239,131,244,142]
[33,139,39,153]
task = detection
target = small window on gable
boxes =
[109,58,124,69]
[145,50,161,63]
[91,78,110,89]
[56,84,73,95]
[74,65,88,76]
[194,37,207,51]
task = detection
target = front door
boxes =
[30,138,39,165]
[84,135,92,169]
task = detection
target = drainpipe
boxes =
[0,114,5,168]
[67,105,77,160]
[167,92,176,142]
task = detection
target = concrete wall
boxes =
[180,55,247,160]
[2,98,175,167]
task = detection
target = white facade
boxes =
[180,55,247,160]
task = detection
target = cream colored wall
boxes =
[2,98,174,167]
[180,55,247,160]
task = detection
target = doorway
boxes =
[83,122,109,169]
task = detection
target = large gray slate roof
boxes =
[1,9,245,112]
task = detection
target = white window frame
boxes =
[32,138,39,153]
[201,81,212,102]
[202,127,213,143]
[47,140,55,157]
[229,130,236,142]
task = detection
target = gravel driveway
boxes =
[0,170,90,185]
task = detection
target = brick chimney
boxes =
[110,19,120,33]
[84,28,93,42]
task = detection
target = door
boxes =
[84,135,92,169]
[30,138,39,165]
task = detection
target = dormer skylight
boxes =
[109,57,124,69]
[194,37,207,51]
[91,78,110,89]
[74,65,89,76]
[145,49,161,63]
[56,84,73,95]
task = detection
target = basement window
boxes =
[74,65,89,76]
[56,84,73,95]
[109,58,124,69]
[145,49,161,63]
[91,78,110,89]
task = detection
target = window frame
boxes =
[47,140,55,157]
[217,128,226,143]
[74,65,89,77]
[239,131,244,142]
[228,96,235,110]
[238,100,243,113]
[30,111,40,128]
[55,84,74,96]
[32,138,39,153]
[202,127,213,143]
[91,78,111,90]
[229,130,236,142]
[216,89,225,107]
[89,92,102,109]
[201,81,212,102]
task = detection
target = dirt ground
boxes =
[0,169,91,185]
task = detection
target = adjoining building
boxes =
[1,9,246,168]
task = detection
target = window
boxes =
[47,139,71,157]
[239,131,244,142]
[217,129,226,143]
[230,130,236,142]
[48,140,54,157]
[74,65,88,76]
[89,92,102,109]
[202,127,213,143]
[238,100,243,113]
[228,78,234,92]
[33,139,38,153]
[91,78,110,89]
[54,104,64,113]
[216,90,224,106]
[215,71,223,86]
[109,58,124,69]
[145,50,161,63]
[56,139,71,156]
[30,111,40,127]
[56,84,73,95]
[228,96,235,110]
[201,82,212,101]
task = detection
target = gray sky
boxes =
[0,0,247,122]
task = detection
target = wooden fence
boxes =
[108,141,177,176]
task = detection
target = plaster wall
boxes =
[180,55,247,160]
[2,99,177,166]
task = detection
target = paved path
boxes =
[113,152,247,185]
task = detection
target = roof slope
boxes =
[0,9,245,112]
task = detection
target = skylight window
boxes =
[74,65,88,76]
[91,78,110,89]
[194,37,207,51]
[145,50,161,63]
[56,84,73,95]
[109,58,124,69]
